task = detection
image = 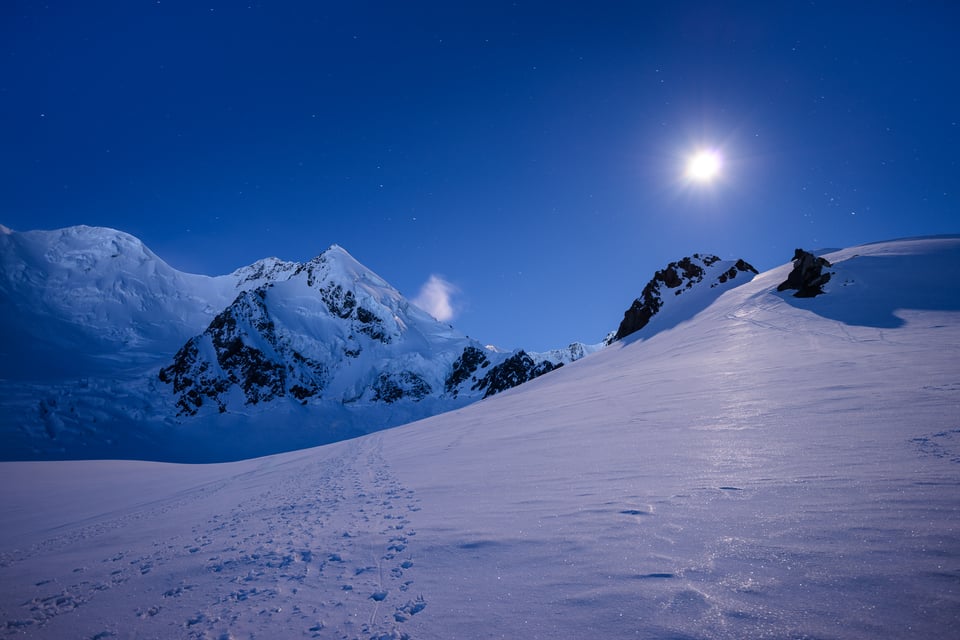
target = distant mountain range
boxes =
[0,224,756,461]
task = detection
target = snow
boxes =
[1,237,959,638]
[0,225,237,378]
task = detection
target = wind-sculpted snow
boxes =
[1,236,958,638]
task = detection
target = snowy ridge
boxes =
[609,253,758,343]
[230,256,300,290]
[529,340,604,365]
[0,226,238,378]
[1,236,957,638]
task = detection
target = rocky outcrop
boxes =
[471,351,562,399]
[777,249,832,298]
[716,259,758,286]
[372,371,432,403]
[444,346,491,397]
[159,287,327,415]
[610,254,757,343]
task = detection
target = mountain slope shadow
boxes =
[776,244,960,329]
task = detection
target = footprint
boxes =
[393,595,426,622]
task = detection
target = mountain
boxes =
[1,236,957,639]
[0,225,603,462]
[0,225,759,462]
[0,225,235,379]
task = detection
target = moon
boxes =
[685,150,722,183]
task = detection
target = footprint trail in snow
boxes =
[0,434,425,639]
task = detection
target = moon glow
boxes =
[686,150,722,183]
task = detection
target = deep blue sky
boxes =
[2,1,957,351]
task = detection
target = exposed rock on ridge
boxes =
[159,287,328,415]
[471,351,562,398]
[610,254,758,343]
[777,248,832,297]
[444,346,491,397]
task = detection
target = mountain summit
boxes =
[158,243,471,416]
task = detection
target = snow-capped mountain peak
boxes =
[298,244,396,299]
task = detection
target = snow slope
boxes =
[0,225,235,378]
[1,236,959,639]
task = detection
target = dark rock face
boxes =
[159,288,327,415]
[320,283,356,319]
[777,249,832,298]
[158,338,229,416]
[715,259,759,286]
[315,282,389,344]
[444,346,491,396]
[611,254,759,343]
[612,256,708,342]
[372,371,432,403]
[471,351,562,399]
[354,305,388,342]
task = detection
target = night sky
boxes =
[2,1,957,351]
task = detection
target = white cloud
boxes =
[412,275,458,322]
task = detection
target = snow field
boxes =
[1,236,958,638]
[1,438,428,639]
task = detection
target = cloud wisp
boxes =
[412,275,459,322]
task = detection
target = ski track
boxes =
[0,435,426,639]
